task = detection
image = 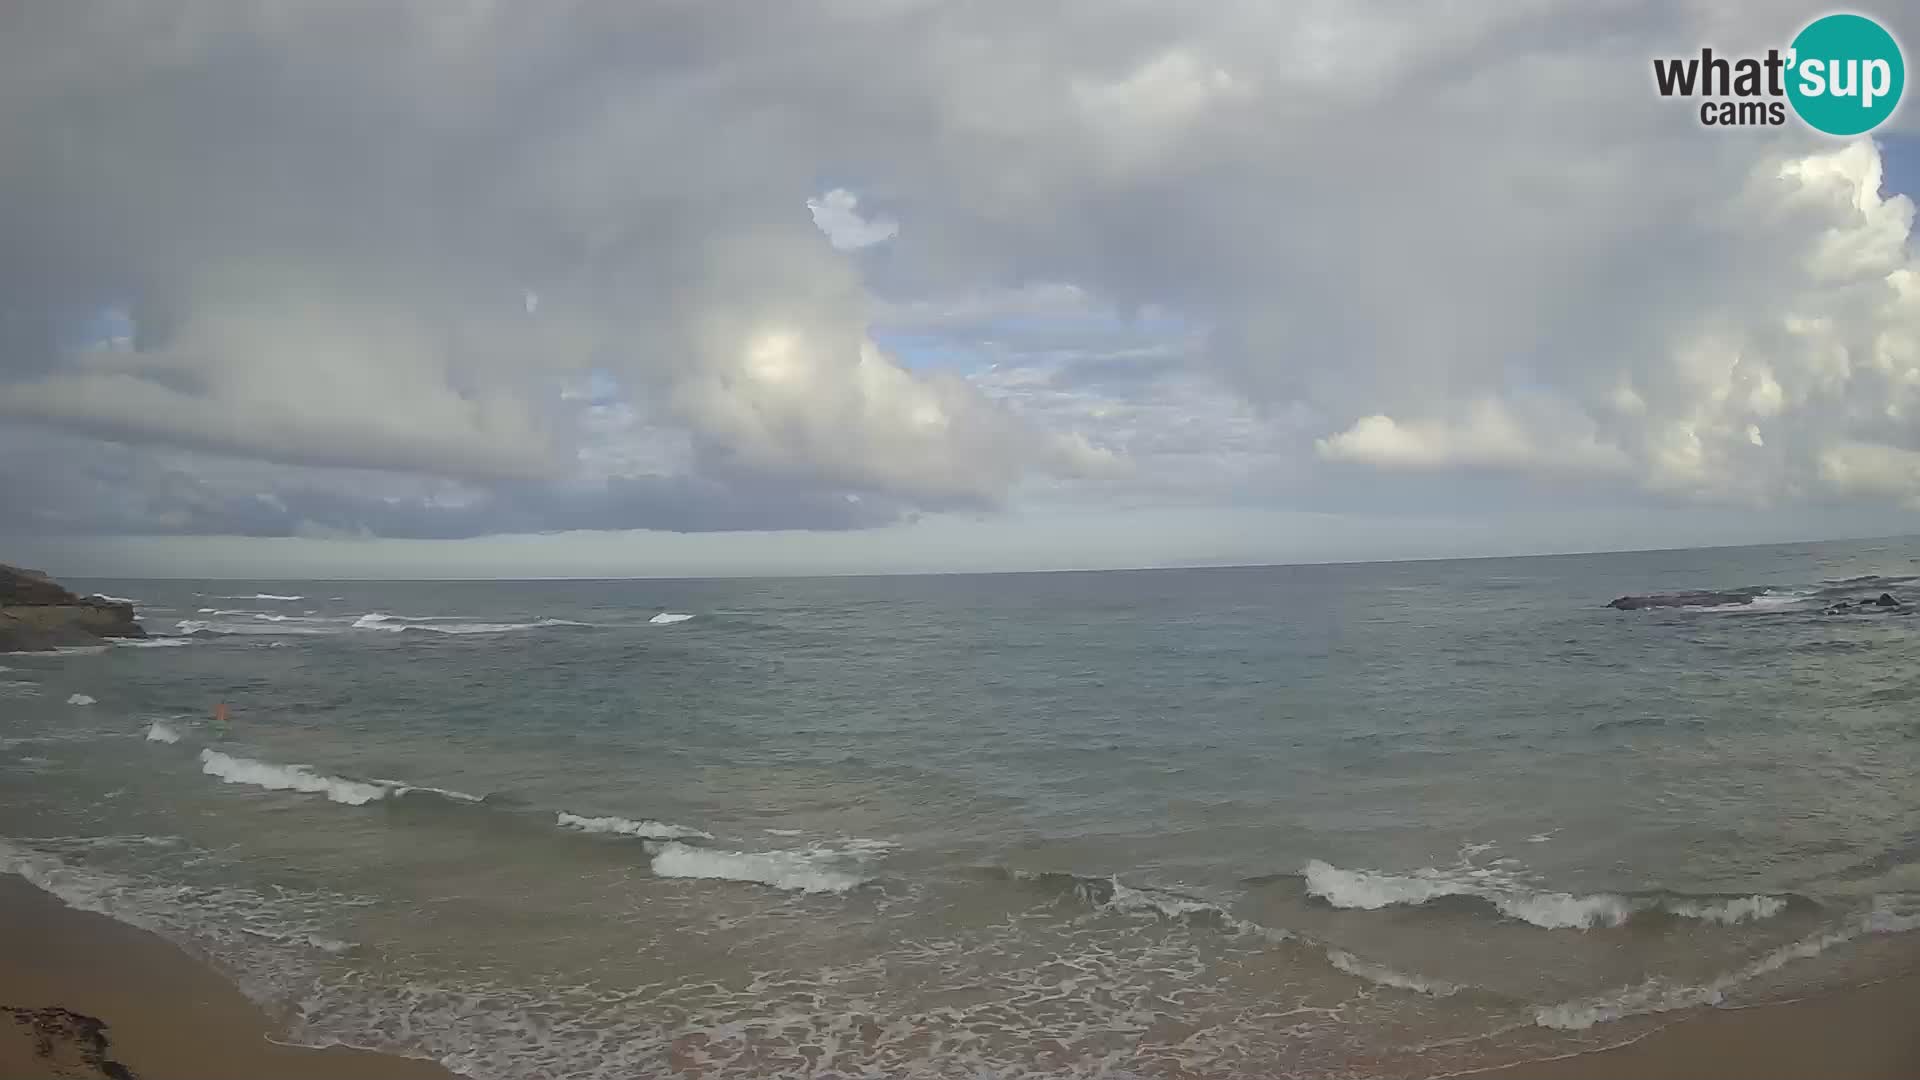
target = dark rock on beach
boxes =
[1,1006,139,1080]
[0,564,145,652]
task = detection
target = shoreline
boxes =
[1475,965,1920,1080]
[5,870,1919,1080]
[0,875,459,1080]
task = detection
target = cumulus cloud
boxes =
[807,189,900,251]
[1315,401,1630,475]
[2,1,1919,560]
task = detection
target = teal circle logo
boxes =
[1787,13,1905,135]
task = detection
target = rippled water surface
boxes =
[6,538,1920,1077]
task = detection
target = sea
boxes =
[6,537,1920,1079]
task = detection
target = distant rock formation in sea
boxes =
[0,563,146,651]
[1605,589,1768,610]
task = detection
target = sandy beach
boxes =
[6,871,1920,1080]
[1477,969,1920,1080]
[0,876,458,1080]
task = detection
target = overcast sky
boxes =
[4,2,1920,578]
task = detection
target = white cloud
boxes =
[1315,401,1630,475]
[4,2,1920,564]
[806,188,900,251]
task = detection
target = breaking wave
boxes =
[649,612,694,624]
[995,867,1482,998]
[66,693,96,706]
[1536,901,1920,1029]
[114,637,192,648]
[1326,949,1463,997]
[1302,859,1790,930]
[201,750,391,805]
[556,812,712,840]
[220,593,304,601]
[196,751,482,807]
[176,618,334,637]
[176,613,591,638]
[145,721,181,744]
[646,841,870,894]
[353,613,591,635]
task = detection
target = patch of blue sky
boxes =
[1880,132,1919,200]
[56,302,135,353]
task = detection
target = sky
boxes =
[3,2,1920,579]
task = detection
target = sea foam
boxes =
[646,841,869,894]
[66,693,96,706]
[1326,949,1463,997]
[649,612,694,624]
[556,812,712,840]
[1536,901,1920,1029]
[1303,858,1788,930]
[354,613,590,635]
[146,721,182,744]
[200,750,389,805]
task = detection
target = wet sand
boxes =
[5,868,1918,1080]
[1477,969,1920,1080]
[0,875,458,1080]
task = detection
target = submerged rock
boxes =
[0,564,145,652]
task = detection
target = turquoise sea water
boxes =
[6,538,1920,1077]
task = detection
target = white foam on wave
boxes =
[114,637,192,648]
[1106,875,1469,998]
[176,618,334,637]
[146,721,181,744]
[200,750,389,806]
[221,593,304,601]
[646,841,870,894]
[93,594,136,604]
[353,613,590,635]
[556,812,712,841]
[1493,891,1634,930]
[66,693,96,706]
[368,779,485,803]
[649,612,694,624]
[1302,858,1788,931]
[1537,901,1920,1029]
[1107,879,1230,921]
[1667,895,1789,925]
[1687,592,1814,614]
[1327,949,1462,997]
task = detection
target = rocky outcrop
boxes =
[1606,588,1769,610]
[0,564,145,652]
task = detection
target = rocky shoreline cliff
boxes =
[0,564,146,652]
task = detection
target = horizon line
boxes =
[42,529,1920,583]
